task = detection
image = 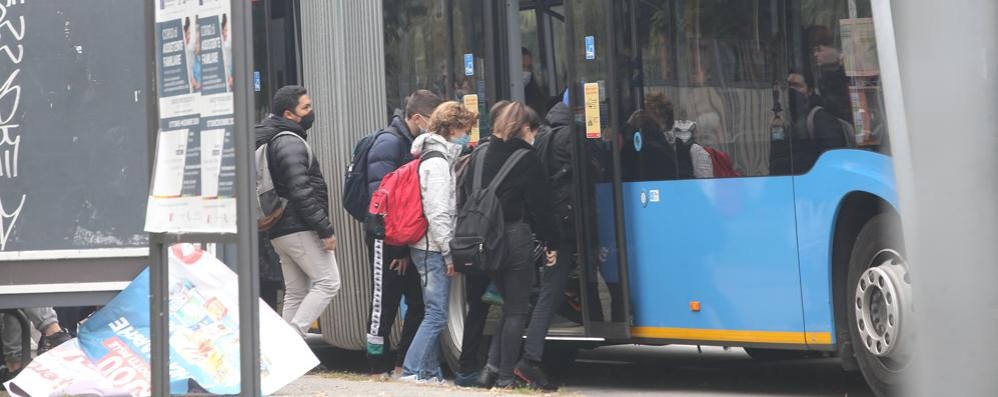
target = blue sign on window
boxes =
[464,53,474,76]
[253,71,261,92]
[585,36,595,60]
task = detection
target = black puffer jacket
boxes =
[255,115,335,239]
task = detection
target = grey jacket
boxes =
[409,133,462,264]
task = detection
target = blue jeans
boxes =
[402,248,451,379]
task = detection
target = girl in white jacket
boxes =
[399,101,477,383]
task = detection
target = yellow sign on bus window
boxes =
[463,94,480,143]
[584,83,601,139]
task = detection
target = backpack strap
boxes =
[271,131,313,165]
[806,106,822,140]
[486,149,530,191]
[472,144,488,190]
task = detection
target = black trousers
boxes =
[458,272,491,374]
[485,222,536,380]
[365,235,425,374]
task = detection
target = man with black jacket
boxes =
[365,90,443,377]
[255,85,340,337]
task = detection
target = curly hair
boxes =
[428,101,479,138]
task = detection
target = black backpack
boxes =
[450,146,529,274]
[342,127,400,222]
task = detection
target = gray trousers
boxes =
[270,231,342,336]
[2,307,58,362]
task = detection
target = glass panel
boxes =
[383,0,450,118]
[618,0,789,181]
[570,0,627,325]
[789,0,891,173]
[451,0,491,141]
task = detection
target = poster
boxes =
[5,244,318,396]
[146,0,236,233]
[463,94,480,143]
[584,82,602,139]
[840,18,880,77]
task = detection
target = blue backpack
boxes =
[342,127,400,222]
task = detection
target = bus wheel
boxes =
[442,275,468,376]
[743,348,821,361]
[847,214,914,396]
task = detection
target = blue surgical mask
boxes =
[453,134,471,149]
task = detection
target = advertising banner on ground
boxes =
[3,244,317,396]
[146,0,237,233]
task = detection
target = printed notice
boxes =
[463,94,481,143]
[584,83,601,139]
[840,18,879,77]
[146,0,236,233]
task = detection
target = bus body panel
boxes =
[617,177,807,345]
[792,150,899,347]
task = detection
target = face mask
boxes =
[523,71,532,85]
[298,110,315,131]
[675,130,692,142]
[452,133,471,149]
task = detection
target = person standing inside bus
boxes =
[256,85,341,337]
[463,102,560,389]
[364,90,443,378]
[398,102,477,384]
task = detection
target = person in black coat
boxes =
[461,102,560,390]
[254,85,340,337]
[363,89,443,376]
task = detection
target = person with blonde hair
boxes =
[399,101,478,384]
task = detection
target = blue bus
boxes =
[382,1,911,395]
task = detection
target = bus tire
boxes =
[442,274,469,376]
[846,213,913,397]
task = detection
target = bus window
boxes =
[520,1,568,120]
[383,0,450,118]
[788,0,891,174]
[618,0,790,181]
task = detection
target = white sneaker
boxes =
[398,374,420,384]
[418,377,448,387]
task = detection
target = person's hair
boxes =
[428,101,478,138]
[405,90,444,119]
[184,17,190,32]
[492,102,540,141]
[521,47,532,58]
[806,25,834,48]
[221,14,228,29]
[489,100,511,126]
[644,93,675,131]
[273,85,308,117]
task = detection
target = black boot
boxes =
[514,359,558,391]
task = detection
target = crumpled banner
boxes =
[4,243,318,396]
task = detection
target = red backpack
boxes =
[704,146,740,178]
[367,151,444,246]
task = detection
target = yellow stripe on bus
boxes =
[631,327,833,345]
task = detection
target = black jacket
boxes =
[542,103,578,243]
[461,137,561,249]
[255,115,335,239]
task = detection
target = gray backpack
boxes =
[255,131,312,230]
[806,106,858,147]
[450,146,529,274]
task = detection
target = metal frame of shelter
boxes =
[145,1,261,395]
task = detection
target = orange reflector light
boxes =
[690,301,701,312]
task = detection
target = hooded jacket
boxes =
[409,133,462,264]
[255,115,335,239]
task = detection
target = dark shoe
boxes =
[514,359,558,391]
[475,366,499,389]
[454,370,480,387]
[37,329,72,355]
[494,376,525,389]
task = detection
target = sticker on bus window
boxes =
[464,53,474,76]
[585,36,595,60]
[463,94,480,143]
[584,82,601,139]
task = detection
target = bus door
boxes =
[561,0,634,340]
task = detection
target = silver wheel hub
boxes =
[854,249,913,360]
